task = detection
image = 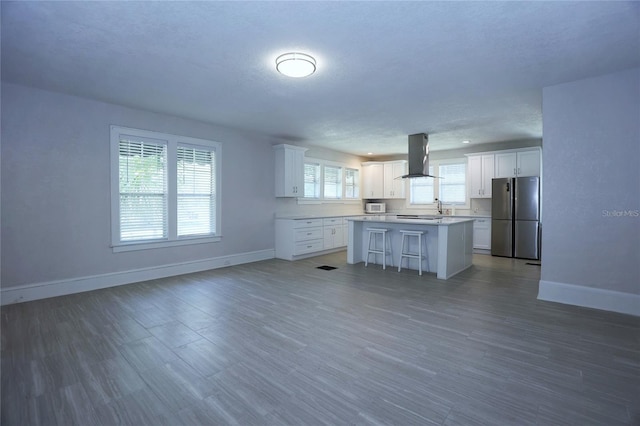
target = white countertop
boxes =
[277,213,490,220]
[348,215,475,226]
[276,214,362,220]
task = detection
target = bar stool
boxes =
[365,228,393,270]
[398,230,429,275]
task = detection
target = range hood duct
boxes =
[401,133,438,179]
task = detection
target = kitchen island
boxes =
[347,216,474,279]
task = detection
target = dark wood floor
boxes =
[2,253,639,425]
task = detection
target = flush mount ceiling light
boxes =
[462,140,470,144]
[276,52,316,78]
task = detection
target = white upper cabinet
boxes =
[467,154,494,198]
[383,161,407,199]
[362,160,406,199]
[362,163,384,199]
[516,150,541,177]
[274,144,307,197]
[494,153,517,178]
[494,148,541,178]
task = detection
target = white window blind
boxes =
[409,166,434,204]
[439,162,466,204]
[118,139,167,241]
[112,125,221,251]
[303,162,321,198]
[323,165,342,199]
[177,146,215,237]
[345,168,359,199]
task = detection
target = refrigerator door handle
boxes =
[506,182,510,192]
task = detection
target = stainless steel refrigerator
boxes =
[491,177,540,259]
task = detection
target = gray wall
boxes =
[1,83,277,288]
[541,67,640,295]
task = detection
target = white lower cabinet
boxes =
[473,218,491,250]
[276,217,348,260]
[323,218,344,250]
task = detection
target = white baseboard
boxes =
[0,249,275,306]
[538,280,640,317]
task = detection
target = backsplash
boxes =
[275,198,365,218]
[276,197,492,218]
[381,198,491,216]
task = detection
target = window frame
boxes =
[437,160,467,206]
[323,164,343,200]
[408,165,435,205]
[300,157,361,203]
[302,161,322,199]
[344,167,360,200]
[406,157,469,209]
[110,125,222,252]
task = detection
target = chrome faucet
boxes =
[435,198,443,215]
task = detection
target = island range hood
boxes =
[401,133,438,179]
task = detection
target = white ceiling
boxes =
[2,1,639,155]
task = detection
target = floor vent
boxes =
[317,265,337,271]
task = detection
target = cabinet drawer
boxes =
[293,218,323,229]
[323,217,342,226]
[294,227,323,242]
[474,219,490,228]
[294,239,324,255]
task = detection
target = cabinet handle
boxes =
[513,168,516,175]
[517,168,521,175]
[307,232,312,235]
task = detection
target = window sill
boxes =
[112,235,222,253]
[297,199,361,205]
